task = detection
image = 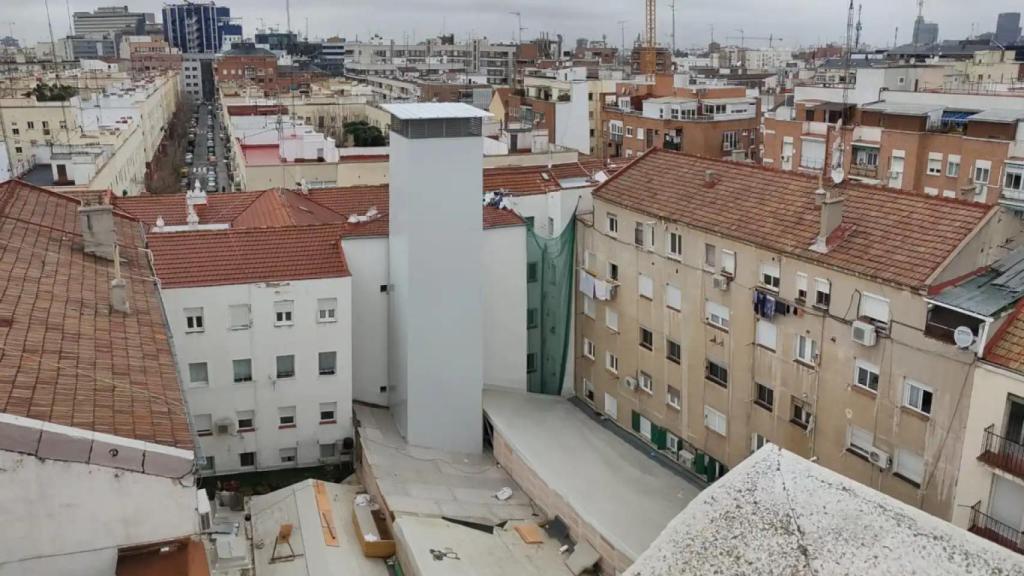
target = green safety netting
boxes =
[525,216,575,395]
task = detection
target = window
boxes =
[926,152,942,175]
[636,127,644,140]
[634,222,646,247]
[607,213,618,235]
[704,405,727,436]
[626,126,634,137]
[184,307,204,332]
[722,131,738,151]
[791,399,812,429]
[319,351,337,376]
[721,250,736,276]
[527,352,538,373]
[237,410,255,431]
[605,351,619,374]
[705,301,730,330]
[704,243,716,268]
[607,261,619,282]
[276,354,295,379]
[583,250,596,272]
[706,359,728,387]
[795,334,818,365]
[188,362,209,386]
[278,406,296,427]
[274,300,294,325]
[859,292,891,325]
[194,413,212,436]
[894,449,924,486]
[638,273,654,300]
[752,433,767,453]
[756,320,777,351]
[814,278,831,308]
[1005,163,1024,192]
[947,155,961,177]
[318,298,337,322]
[760,262,780,290]
[667,232,682,259]
[755,382,774,411]
[320,402,337,423]
[228,304,250,329]
[527,262,539,283]
[583,338,596,359]
[796,273,808,301]
[14,146,22,154]
[665,284,682,311]
[604,392,619,419]
[582,296,596,319]
[638,371,654,393]
[583,377,595,402]
[280,447,297,463]
[26,121,34,129]
[239,452,256,467]
[667,385,681,409]
[800,138,826,169]
[667,431,680,453]
[854,359,880,393]
[528,306,540,327]
[639,327,654,350]
[847,425,874,458]
[605,308,619,332]
[666,338,681,364]
[903,380,933,415]
[232,358,253,383]
[320,442,337,458]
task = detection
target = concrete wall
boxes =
[483,225,528,391]
[341,236,391,406]
[553,80,591,155]
[161,277,353,474]
[0,450,197,576]
[388,127,484,454]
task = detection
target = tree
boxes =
[23,82,78,102]
[343,120,387,147]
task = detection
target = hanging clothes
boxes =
[578,270,596,297]
[764,295,776,321]
[594,279,611,301]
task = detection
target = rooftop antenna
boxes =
[854,4,862,50]
[618,20,627,65]
[831,0,856,185]
[668,0,677,55]
[65,0,73,36]
[893,26,899,48]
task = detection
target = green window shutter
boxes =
[631,410,641,433]
[705,457,718,483]
[652,425,667,450]
[693,451,706,475]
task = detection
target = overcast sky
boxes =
[7,0,1017,50]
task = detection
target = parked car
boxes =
[184,153,193,164]
[208,154,217,163]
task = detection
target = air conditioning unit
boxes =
[852,320,877,347]
[713,274,730,291]
[868,446,891,469]
[623,376,638,391]
[214,418,235,436]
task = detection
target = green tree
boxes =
[343,120,387,147]
[23,83,78,102]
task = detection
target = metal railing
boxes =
[979,424,1024,480]
[968,501,1024,554]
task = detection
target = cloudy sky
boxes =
[8,0,1016,50]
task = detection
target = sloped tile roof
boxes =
[594,150,993,290]
[114,191,265,227]
[146,224,351,289]
[0,180,193,449]
[230,189,347,228]
[985,303,1024,372]
[484,160,624,196]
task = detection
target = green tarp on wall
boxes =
[525,218,575,395]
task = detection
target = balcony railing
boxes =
[849,164,878,178]
[978,424,1024,480]
[968,501,1024,555]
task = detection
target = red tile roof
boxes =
[0,180,193,449]
[146,224,351,289]
[230,189,346,228]
[114,191,265,227]
[986,303,1024,372]
[483,160,625,196]
[594,149,993,290]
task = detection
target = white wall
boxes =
[0,450,197,576]
[504,187,594,239]
[482,225,528,391]
[554,80,591,155]
[389,125,484,454]
[161,277,353,474]
[341,236,391,406]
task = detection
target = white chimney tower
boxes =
[383,103,490,454]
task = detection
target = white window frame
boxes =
[279,447,298,463]
[704,243,716,268]
[237,409,255,431]
[760,261,780,291]
[847,425,874,458]
[795,272,808,301]
[274,300,295,326]
[665,283,682,311]
[814,278,831,308]
[278,405,296,427]
[583,294,596,318]
[188,362,209,387]
[583,338,596,360]
[854,359,880,393]
[194,413,212,436]
[894,448,925,485]
[605,308,619,332]
[755,320,777,351]
[639,414,652,439]
[184,307,204,333]
[667,231,683,260]
[605,351,619,374]
[903,379,934,415]
[859,292,891,325]
[319,401,337,422]
[704,405,727,436]
[926,152,943,175]
[583,377,595,402]
[667,385,681,409]
[233,358,253,383]
[638,273,654,300]
[606,212,618,235]
[795,334,818,365]
[751,432,767,452]
[705,301,730,331]
[228,304,251,330]
[946,154,960,177]
[1005,162,1024,192]
[604,393,618,419]
[317,298,337,323]
[638,371,654,394]
[721,250,736,277]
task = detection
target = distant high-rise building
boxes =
[72,6,152,37]
[0,36,19,49]
[912,16,939,46]
[995,12,1022,45]
[162,2,240,54]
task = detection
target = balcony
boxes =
[849,164,879,179]
[968,501,1024,555]
[978,425,1024,480]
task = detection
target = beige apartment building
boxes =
[574,149,1024,519]
[763,99,1024,204]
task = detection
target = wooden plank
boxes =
[514,523,545,544]
[313,480,339,547]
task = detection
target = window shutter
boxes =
[631,410,641,433]
[652,425,667,450]
[860,293,890,324]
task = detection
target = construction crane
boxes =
[637,0,658,75]
[854,4,863,50]
[668,0,677,55]
[509,11,526,44]
[725,30,782,49]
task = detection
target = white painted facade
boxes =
[161,277,354,475]
[502,186,595,239]
[340,236,391,407]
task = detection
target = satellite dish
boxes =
[831,167,845,184]
[953,326,975,349]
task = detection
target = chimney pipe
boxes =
[109,245,130,313]
[78,203,117,260]
[705,169,715,184]
[811,186,845,254]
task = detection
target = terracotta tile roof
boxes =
[147,224,351,289]
[595,149,993,290]
[986,303,1024,372]
[114,191,265,227]
[0,180,193,450]
[230,189,346,228]
[483,160,625,196]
